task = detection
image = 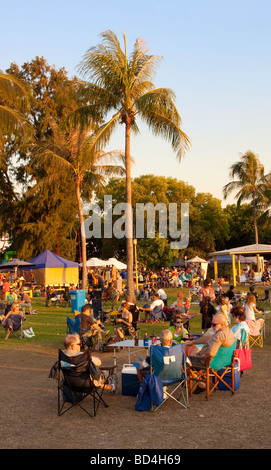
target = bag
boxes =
[235,347,252,371]
[22,327,35,338]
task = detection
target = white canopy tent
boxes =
[209,243,271,286]
[81,258,107,267]
[105,258,127,270]
[187,256,208,279]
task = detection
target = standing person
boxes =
[243,294,261,321]
[199,278,215,308]
[200,296,216,331]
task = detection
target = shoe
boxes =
[109,373,118,387]
[110,383,116,393]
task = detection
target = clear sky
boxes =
[1,0,270,206]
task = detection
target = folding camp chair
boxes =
[187,341,238,401]
[247,320,264,348]
[150,342,189,411]
[149,305,165,323]
[57,348,116,418]
[67,316,81,335]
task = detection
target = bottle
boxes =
[143,331,149,348]
[151,329,157,345]
[134,330,139,346]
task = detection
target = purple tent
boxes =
[27,250,78,285]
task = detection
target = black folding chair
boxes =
[57,348,114,418]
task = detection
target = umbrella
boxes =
[105,258,127,269]
[187,256,207,263]
[0,258,36,277]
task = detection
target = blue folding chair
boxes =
[150,342,189,411]
[67,317,81,335]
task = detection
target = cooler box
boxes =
[70,289,86,313]
[217,361,240,391]
[121,364,141,396]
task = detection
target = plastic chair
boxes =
[150,342,189,411]
[57,348,115,418]
[187,340,238,401]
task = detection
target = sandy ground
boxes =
[0,337,270,453]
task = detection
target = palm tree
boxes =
[0,72,34,145]
[76,30,191,299]
[31,117,125,289]
[223,150,269,270]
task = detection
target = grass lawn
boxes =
[0,284,270,351]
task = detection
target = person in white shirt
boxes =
[157,288,167,306]
[140,293,165,321]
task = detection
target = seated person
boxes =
[6,288,18,306]
[137,329,173,383]
[169,314,189,343]
[231,305,250,347]
[185,313,235,369]
[156,288,168,306]
[19,289,32,310]
[80,304,109,345]
[62,333,117,392]
[1,302,26,340]
[139,293,165,321]
[114,302,134,341]
[225,285,236,302]
[170,292,188,314]
[184,296,191,311]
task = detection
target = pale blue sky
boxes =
[1,0,271,205]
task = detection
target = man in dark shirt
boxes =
[225,285,235,301]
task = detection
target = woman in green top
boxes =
[169,314,189,343]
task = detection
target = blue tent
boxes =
[28,250,78,285]
[29,249,78,268]
[208,255,247,265]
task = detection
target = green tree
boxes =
[76,30,191,299]
[0,71,34,146]
[1,58,83,260]
[223,151,269,270]
[31,117,125,288]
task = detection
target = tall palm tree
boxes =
[31,117,125,289]
[76,30,191,299]
[0,72,34,145]
[223,150,268,270]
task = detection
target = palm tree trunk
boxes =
[76,176,87,290]
[125,120,135,301]
[252,193,260,272]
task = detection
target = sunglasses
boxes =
[175,321,183,324]
[73,342,81,346]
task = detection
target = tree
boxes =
[31,117,125,288]
[1,58,84,260]
[76,30,191,299]
[223,151,269,270]
[0,71,34,146]
[96,175,228,267]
